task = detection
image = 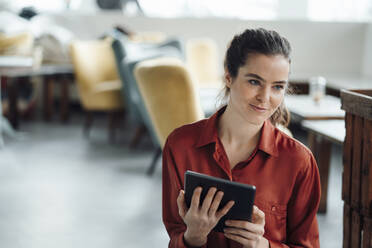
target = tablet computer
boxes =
[184,170,256,232]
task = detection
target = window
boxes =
[12,0,66,12]
[139,0,278,19]
[308,0,372,21]
[10,0,82,12]
[8,0,372,22]
[139,0,372,21]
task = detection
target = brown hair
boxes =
[221,28,292,127]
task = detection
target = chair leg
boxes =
[121,109,127,128]
[108,111,118,143]
[0,117,3,148]
[317,138,332,214]
[83,111,94,138]
[108,110,125,143]
[129,124,147,148]
[147,147,162,176]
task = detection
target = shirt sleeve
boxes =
[268,153,321,248]
[162,137,207,248]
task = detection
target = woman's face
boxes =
[225,53,290,126]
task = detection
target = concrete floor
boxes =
[0,114,342,248]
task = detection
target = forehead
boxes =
[239,54,290,80]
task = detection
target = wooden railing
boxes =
[341,89,372,248]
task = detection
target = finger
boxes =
[225,220,264,236]
[252,205,265,224]
[200,187,217,214]
[224,232,255,246]
[216,200,235,219]
[177,190,187,218]
[224,227,258,240]
[190,187,202,211]
[208,190,224,216]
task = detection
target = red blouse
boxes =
[162,107,321,248]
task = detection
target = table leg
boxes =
[317,137,332,213]
[60,75,70,122]
[7,76,20,129]
[43,75,54,121]
[308,132,332,213]
[0,76,3,147]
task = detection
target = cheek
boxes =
[270,92,285,109]
[231,84,250,100]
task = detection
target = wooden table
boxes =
[1,64,74,129]
[302,120,345,213]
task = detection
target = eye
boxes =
[248,79,260,86]
[273,85,285,90]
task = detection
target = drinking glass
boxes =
[309,76,326,104]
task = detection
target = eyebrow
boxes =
[244,73,288,84]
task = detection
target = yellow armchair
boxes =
[0,32,33,56]
[186,38,222,89]
[134,57,204,174]
[69,38,124,142]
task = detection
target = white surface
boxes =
[363,21,372,77]
[285,95,345,119]
[198,87,221,116]
[302,119,345,143]
[0,56,33,67]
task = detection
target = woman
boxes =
[162,28,321,248]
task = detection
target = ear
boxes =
[224,72,232,88]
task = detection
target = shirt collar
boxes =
[195,106,225,148]
[258,120,279,157]
[196,106,279,157]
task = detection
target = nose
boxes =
[256,86,270,103]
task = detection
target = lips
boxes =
[250,104,268,113]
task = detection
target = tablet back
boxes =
[184,170,256,232]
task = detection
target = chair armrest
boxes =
[91,79,122,93]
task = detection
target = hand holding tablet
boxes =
[184,170,256,232]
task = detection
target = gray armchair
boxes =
[111,32,184,174]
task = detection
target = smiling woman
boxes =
[162,28,321,248]
[223,54,289,126]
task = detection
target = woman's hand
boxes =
[223,205,269,248]
[177,187,235,247]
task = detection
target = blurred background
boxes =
[1,0,372,247]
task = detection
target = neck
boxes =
[218,105,263,146]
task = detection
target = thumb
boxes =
[252,205,265,224]
[177,190,187,218]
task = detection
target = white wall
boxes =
[362,23,372,77]
[49,12,369,77]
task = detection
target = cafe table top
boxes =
[285,95,345,121]
[302,119,345,145]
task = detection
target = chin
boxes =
[246,116,266,126]
[246,111,269,125]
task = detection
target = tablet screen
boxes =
[184,170,256,232]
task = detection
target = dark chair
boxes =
[111,31,184,174]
